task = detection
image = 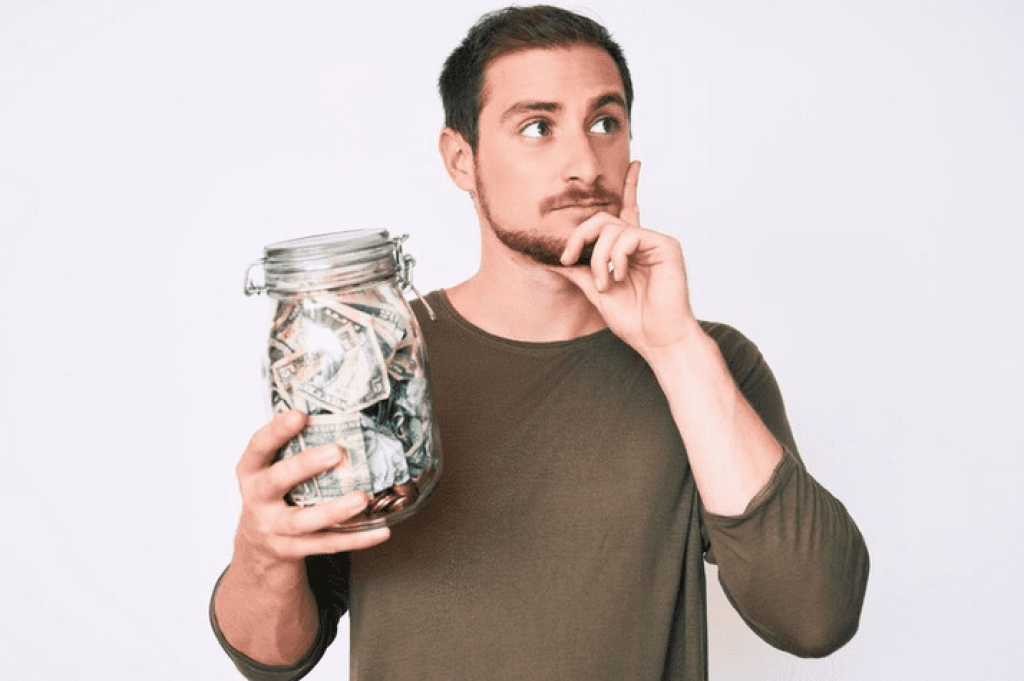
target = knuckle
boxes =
[237,464,265,497]
[238,475,256,501]
[252,508,284,541]
[246,464,289,504]
[249,473,272,501]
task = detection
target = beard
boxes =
[485,205,596,266]
[476,177,619,267]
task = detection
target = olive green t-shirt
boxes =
[212,290,868,680]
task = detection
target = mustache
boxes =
[540,183,621,214]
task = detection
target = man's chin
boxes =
[519,241,595,267]
[488,221,595,267]
[567,241,596,267]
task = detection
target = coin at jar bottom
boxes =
[387,494,414,513]
[370,493,397,514]
[326,463,440,530]
[392,481,418,499]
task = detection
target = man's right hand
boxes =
[214,410,390,666]
[232,409,390,583]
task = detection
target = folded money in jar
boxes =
[245,230,442,531]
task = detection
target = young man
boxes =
[211,6,869,679]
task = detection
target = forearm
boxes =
[213,548,320,667]
[705,455,870,656]
[646,328,784,516]
[663,323,869,655]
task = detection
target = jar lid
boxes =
[245,229,401,295]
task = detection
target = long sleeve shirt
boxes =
[211,289,869,680]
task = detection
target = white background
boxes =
[2,0,1021,679]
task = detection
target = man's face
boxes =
[472,44,631,266]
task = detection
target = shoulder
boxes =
[699,319,761,362]
[698,320,772,389]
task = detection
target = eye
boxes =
[590,116,622,135]
[521,119,551,139]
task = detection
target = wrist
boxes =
[230,534,308,595]
[642,321,715,378]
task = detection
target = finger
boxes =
[587,222,631,292]
[284,490,374,535]
[251,443,344,503]
[619,160,641,226]
[237,410,308,478]
[559,212,619,266]
[607,229,642,284]
[277,525,392,559]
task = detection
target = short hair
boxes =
[439,4,634,150]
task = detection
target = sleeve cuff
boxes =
[704,445,798,523]
[209,567,333,681]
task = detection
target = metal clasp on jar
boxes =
[243,259,266,296]
[392,234,435,321]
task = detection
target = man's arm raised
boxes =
[557,160,782,515]
[556,161,867,656]
[213,410,390,666]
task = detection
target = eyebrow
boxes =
[594,93,627,111]
[499,92,627,124]
[500,100,560,124]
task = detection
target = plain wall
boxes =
[2,0,1021,678]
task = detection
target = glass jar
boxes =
[244,229,440,531]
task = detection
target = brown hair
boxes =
[439,5,634,150]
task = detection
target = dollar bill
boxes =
[334,295,406,363]
[266,285,439,513]
[279,413,373,504]
[405,437,434,476]
[270,310,390,414]
[388,343,421,382]
[270,385,294,413]
[360,414,411,494]
[270,299,307,353]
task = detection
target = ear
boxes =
[439,127,477,194]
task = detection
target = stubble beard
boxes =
[476,178,596,267]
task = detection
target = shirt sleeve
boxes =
[698,322,870,658]
[209,553,351,680]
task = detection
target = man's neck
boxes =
[445,251,607,343]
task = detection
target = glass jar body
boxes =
[249,230,440,531]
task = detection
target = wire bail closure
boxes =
[243,259,266,297]
[393,234,435,321]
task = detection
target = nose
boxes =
[561,130,600,185]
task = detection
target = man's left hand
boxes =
[555,160,702,360]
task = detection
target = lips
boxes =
[555,202,609,211]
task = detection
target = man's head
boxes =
[439,5,635,267]
[439,5,633,153]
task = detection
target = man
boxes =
[211,5,869,679]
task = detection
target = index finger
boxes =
[619,159,641,225]
[237,409,308,477]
